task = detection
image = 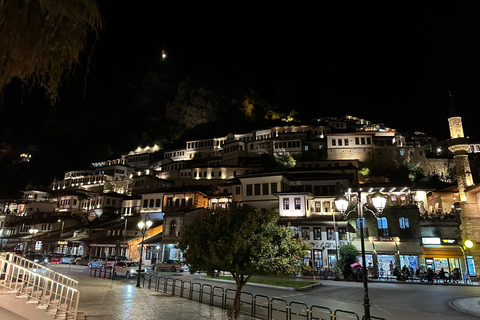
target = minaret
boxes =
[447,92,474,202]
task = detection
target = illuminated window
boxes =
[294,198,301,210]
[283,198,290,210]
[377,217,389,236]
[301,227,310,240]
[327,227,334,240]
[314,227,322,240]
[399,217,410,229]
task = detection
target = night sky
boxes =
[1,1,480,195]
[89,1,480,139]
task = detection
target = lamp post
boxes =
[29,227,39,252]
[136,216,152,287]
[335,190,386,320]
[121,215,128,258]
[462,240,474,282]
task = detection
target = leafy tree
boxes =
[337,244,359,279]
[0,0,102,105]
[179,208,310,320]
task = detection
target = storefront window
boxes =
[328,252,337,268]
[467,256,476,276]
[399,255,418,270]
[377,254,395,277]
[313,250,322,269]
[304,250,311,268]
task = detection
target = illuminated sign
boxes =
[442,239,457,244]
[369,237,400,242]
[422,237,441,245]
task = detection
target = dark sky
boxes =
[2,1,480,164]
[87,1,480,140]
[1,1,480,196]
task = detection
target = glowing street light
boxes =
[136,216,153,287]
[29,227,39,252]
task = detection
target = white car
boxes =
[155,259,188,272]
[114,261,145,278]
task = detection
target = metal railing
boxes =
[141,274,387,320]
[0,254,80,320]
[1,253,78,288]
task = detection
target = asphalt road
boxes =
[50,264,480,320]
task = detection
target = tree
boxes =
[179,208,310,320]
[0,0,102,105]
[336,244,359,280]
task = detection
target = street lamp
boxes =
[121,215,129,258]
[335,189,386,320]
[29,227,39,252]
[136,216,153,287]
[461,240,474,282]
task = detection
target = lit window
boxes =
[294,198,301,210]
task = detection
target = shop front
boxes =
[351,237,421,278]
[308,238,348,272]
[421,238,466,276]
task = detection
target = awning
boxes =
[351,240,375,253]
[372,241,398,253]
[397,242,423,255]
[422,245,464,258]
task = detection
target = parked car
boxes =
[49,255,63,264]
[9,249,24,257]
[75,256,92,266]
[88,258,106,269]
[114,261,145,278]
[60,256,76,264]
[25,253,49,265]
[155,259,188,272]
[105,256,128,269]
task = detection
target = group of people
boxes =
[389,263,463,283]
[392,264,415,281]
[421,267,461,283]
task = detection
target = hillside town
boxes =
[1,110,480,281]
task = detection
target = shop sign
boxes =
[442,239,457,244]
[422,237,441,244]
[58,241,68,245]
[369,237,399,242]
[310,241,336,249]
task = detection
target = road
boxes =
[50,264,480,320]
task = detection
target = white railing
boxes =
[0,254,80,319]
[1,253,78,288]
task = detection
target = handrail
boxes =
[0,256,80,320]
[147,275,387,320]
[1,253,78,288]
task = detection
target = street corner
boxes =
[294,282,323,291]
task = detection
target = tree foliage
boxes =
[337,244,359,279]
[0,0,102,105]
[179,208,310,319]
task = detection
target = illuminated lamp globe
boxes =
[465,240,474,248]
[334,194,349,213]
[371,191,386,212]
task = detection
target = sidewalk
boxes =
[74,270,480,319]
[75,273,256,320]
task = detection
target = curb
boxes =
[199,277,322,291]
[449,298,480,318]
